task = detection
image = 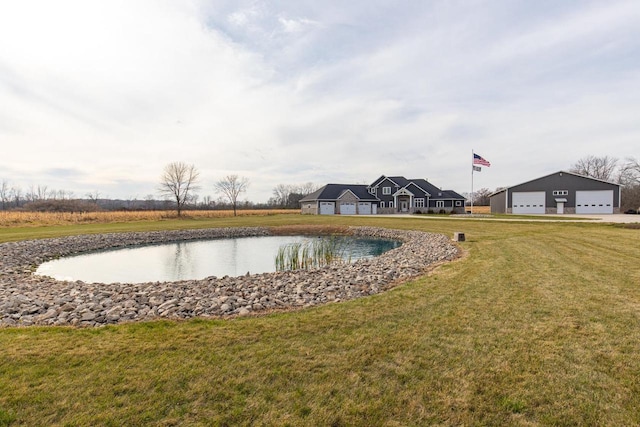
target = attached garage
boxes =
[576,190,613,214]
[319,202,335,215]
[300,184,380,216]
[358,202,372,214]
[339,202,356,215]
[512,192,545,214]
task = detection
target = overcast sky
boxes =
[1,0,639,203]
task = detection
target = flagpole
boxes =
[471,149,474,214]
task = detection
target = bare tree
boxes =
[201,195,214,208]
[215,175,249,216]
[36,185,49,201]
[299,182,320,196]
[272,184,293,208]
[570,155,619,181]
[472,188,492,206]
[0,180,10,210]
[619,157,640,212]
[158,162,200,216]
[86,190,101,205]
[271,182,320,208]
[618,157,640,186]
[56,189,73,200]
[11,186,23,208]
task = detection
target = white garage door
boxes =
[358,202,371,215]
[340,202,356,215]
[576,190,613,214]
[512,192,546,214]
[319,202,335,215]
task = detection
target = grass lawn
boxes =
[1,215,640,425]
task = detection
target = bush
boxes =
[20,200,101,213]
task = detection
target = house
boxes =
[368,175,466,214]
[300,176,466,215]
[489,171,621,215]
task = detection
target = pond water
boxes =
[35,235,401,284]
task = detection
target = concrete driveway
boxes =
[375,214,640,223]
[545,214,640,223]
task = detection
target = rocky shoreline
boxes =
[0,226,460,327]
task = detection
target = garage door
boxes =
[512,192,546,214]
[319,202,335,215]
[358,202,371,215]
[340,202,356,215]
[576,190,613,214]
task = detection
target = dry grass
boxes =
[0,209,296,228]
[1,216,640,425]
[469,205,491,214]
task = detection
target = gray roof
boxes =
[385,176,465,200]
[299,184,379,202]
[300,176,466,203]
[491,170,621,195]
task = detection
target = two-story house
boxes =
[367,176,465,214]
[300,175,466,215]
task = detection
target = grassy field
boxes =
[0,209,297,228]
[1,214,640,425]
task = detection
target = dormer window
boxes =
[383,187,391,195]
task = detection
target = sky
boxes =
[1,0,639,203]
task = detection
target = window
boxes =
[380,202,385,208]
[368,187,376,195]
[388,201,394,208]
[382,187,391,195]
[553,190,568,196]
[455,201,462,207]
[415,198,425,208]
[436,200,444,208]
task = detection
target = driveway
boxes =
[545,214,640,223]
[375,214,640,223]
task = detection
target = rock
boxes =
[0,226,459,327]
[35,309,58,322]
[81,312,97,322]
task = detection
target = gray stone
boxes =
[0,226,459,328]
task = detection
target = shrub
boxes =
[21,199,101,213]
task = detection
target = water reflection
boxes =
[164,242,196,280]
[35,235,400,284]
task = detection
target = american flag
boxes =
[473,153,491,167]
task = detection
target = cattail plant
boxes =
[275,237,349,271]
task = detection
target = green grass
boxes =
[1,215,640,425]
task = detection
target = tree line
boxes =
[158,162,320,216]
[0,161,319,215]
[6,155,637,214]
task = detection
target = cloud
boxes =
[0,0,639,202]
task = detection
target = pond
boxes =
[35,235,401,284]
